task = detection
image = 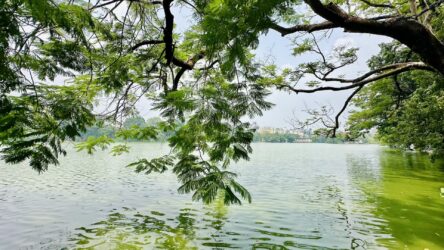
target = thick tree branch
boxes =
[303,0,444,74]
[158,0,206,91]
[172,53,205,91]
[162,0,175,65]
[270,14,400,37]
[161,0,202,70]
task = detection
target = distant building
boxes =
[286,129,305,137]
[295,138,312,143]
[257,127,307,138]
[258,127,276,133]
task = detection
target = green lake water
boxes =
[1,143,443,249]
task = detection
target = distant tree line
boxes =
[80,117,372,145]
[78,116,171,142]
[243,130,371,144]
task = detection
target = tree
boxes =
[347,42,444,156]
[1,0,271,205]
[1,0,443,204]
[123,115,145,128]
[204,0,444,136]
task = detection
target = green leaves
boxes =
[293,39,313,56]
[1,0,443,208]
[200,0,290,74]
[75,136,113,154]
[0,85,95,172]
[2,0,273,204]
[173,156,251,205]
[76,125,158,155]
[1,136,63,172]
[347,42,444,155]
[115,70,270,204]
[153,89,197,121]
[39,40,89,72]
[110,144,130,156]
[128,156,175,174]
[115,125,158,141]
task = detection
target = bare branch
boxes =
[317,62,429,83]
[286,62,433,93]
[90,0,162,10]
[270,22,338,36]
[90,0,121,10]
[130,40,164,51]
[416,0,444,18]
[197,60,219,70]
[358,0,395,9]
[287,105,336,132]
[331,86,362,137]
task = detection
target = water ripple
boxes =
[1,143,443,249]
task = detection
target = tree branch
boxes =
[331,86,362,137]
[197,60,219,70]
[358,0,394,9]
[130,40,164,51]
[316,62,430,83]
[270,21,338,36]
[172,53,205,91]
[303,0,444,74]
[415,0,444,18]
[90,0,162,10]
[162,0,175,65]
[286,62,433,93]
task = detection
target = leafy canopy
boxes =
[0,0,272,205]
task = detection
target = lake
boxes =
[1,143,443,249]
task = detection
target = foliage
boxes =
[253,131,357,144]
[254,132,300,143]
[75,135,114,154]
[0,85,95,171]
[110,144,131,156]
[79,116,172,141]
[348,43,444,156]
[115,125,158,141]
[0,0,275,204]
[1,0,444,204]
[128,155,174,174]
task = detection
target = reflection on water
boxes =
[70,198,231,250]
[70,201,333,250]
[347,150,444,249]
[72,208,200,249]
[1,143,443,249]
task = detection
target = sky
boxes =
[251,30,389,128]
[124,3,391,129]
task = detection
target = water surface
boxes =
[1,143,443,249]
